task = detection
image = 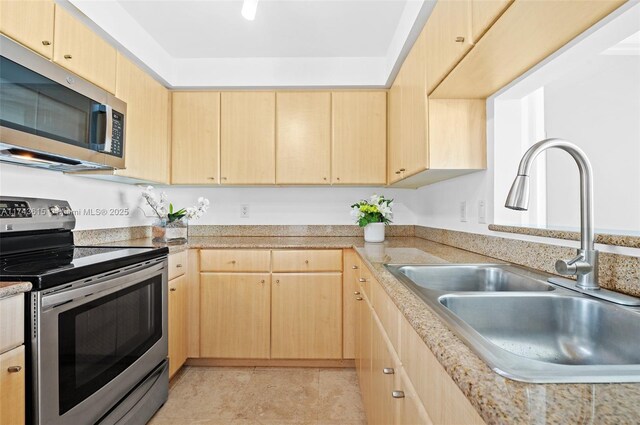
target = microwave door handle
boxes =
[103,104,113,154]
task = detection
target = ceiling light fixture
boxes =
[241,0,259,21]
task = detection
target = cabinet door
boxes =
[425,0,473,93]
[357,285,373,421]
[172,92,220,184]
[220,92,275,184]
[400,27,429,177]
[271,273,342,359]
[53,6,116,93]
[114,53,171,183]
[0,0,54,58]
[342,250,361,359]
[396,369,432,425]
[276,92,331,184]
[388,71,404,184]
[370,319,395,425]
[0,345,25,425]
[200,273,271,358]
[471,0,512,42]
[168,275,188,378]
[332,91,387,185]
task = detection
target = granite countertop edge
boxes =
[0,281,32,299]
[95,236,639,425]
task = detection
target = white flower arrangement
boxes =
[350,194,394,227]
[142,186,210,223]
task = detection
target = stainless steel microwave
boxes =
[0,35,126,171]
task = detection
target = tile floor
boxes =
[149,366,366,425]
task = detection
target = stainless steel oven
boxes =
[0,35,126,171]
[30,257,168,425]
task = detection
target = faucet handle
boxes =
[556,254,592,276]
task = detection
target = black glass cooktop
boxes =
[0,245,169,290]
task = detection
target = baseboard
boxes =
[185,358,356,368]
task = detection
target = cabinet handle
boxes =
[42,40,51,46]
[176,264,183,268]
[275,279,280,284]
[221,177,227,180]
[359,278,367,282]
[395,171,401,175]
[356,297,363,301]
[170,288,176,292]
[399,168,406,172]
[323,177,327,181]
[392,391,405,399]
[354,291,360,295]
[305,260,309,264]
[455,36,465,43]
[7,366,22,373]
[383,368,395,375]
[336,177,340,181]
[231,260,236,264]
[207,177,215,180]
[64,54,72,59]
[352,265,359,269]
[261,279,265,284]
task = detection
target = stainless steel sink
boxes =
[390,264,554,292]
[385,263,640,383]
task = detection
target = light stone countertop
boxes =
[96,236,640,425]
[0,281,32,299]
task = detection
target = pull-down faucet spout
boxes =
[505,138,598,290]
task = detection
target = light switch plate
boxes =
[460,201,467,222]
[478,200,486,224]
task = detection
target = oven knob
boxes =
[49,205,61,216]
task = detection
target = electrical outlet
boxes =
[460,201,467,222]
[240,204,250,218]
[478,200,486,224]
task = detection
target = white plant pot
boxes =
[364,222,385,243]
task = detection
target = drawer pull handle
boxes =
[64,54,72,59]
[392,391,405,399]
[455,36,465,43]
[176,264,183,268]
[354,291,360,295]
[383,368,395,375]
[42,40,51,46]
[170,288,176,292]
[231,260,236,264]
[305,260,309,264]
[260,280,265,284]
[276,280,280,284]
[7,366,22,373]
[355,297,363,301]
[358,278,367,283]
[395,171,401,175]
[352,265,359,269]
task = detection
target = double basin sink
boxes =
[384,264,640,383]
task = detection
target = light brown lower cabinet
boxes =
[355,263,484,425]
[342,250,361,359]
[200,273,271,358]
[168,274,188,378]
[0,345,25,425]
[271,273,342,359]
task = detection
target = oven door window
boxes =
[57,275,162,415]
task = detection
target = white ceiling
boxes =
[63,0,435,88]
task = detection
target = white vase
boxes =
[364,222,385,243]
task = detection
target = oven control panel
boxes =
[0,197,75,232]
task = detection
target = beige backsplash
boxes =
[73,224,640,298]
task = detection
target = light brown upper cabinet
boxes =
[220,92,276,185]
[114,53,171,183]
[388,68,404,185]
[0,0,54,58]
[470,0,513,41]
[432,0,625,98]
[53,6,116,93]
[172,92,220,184]
[332,91,387,185]
[424,0,473,94]
[276,92,331,184]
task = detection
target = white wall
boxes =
[0,163,419,230]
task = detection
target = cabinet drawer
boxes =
[272,250,342,272]
[200,250,271,272]
[168,251,187,280]
[0,295,24,353]
[372,278,400,353]
[0,345,25,425]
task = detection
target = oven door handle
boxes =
[41,259,166,310]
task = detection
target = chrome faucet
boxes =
[505,138,599,290]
